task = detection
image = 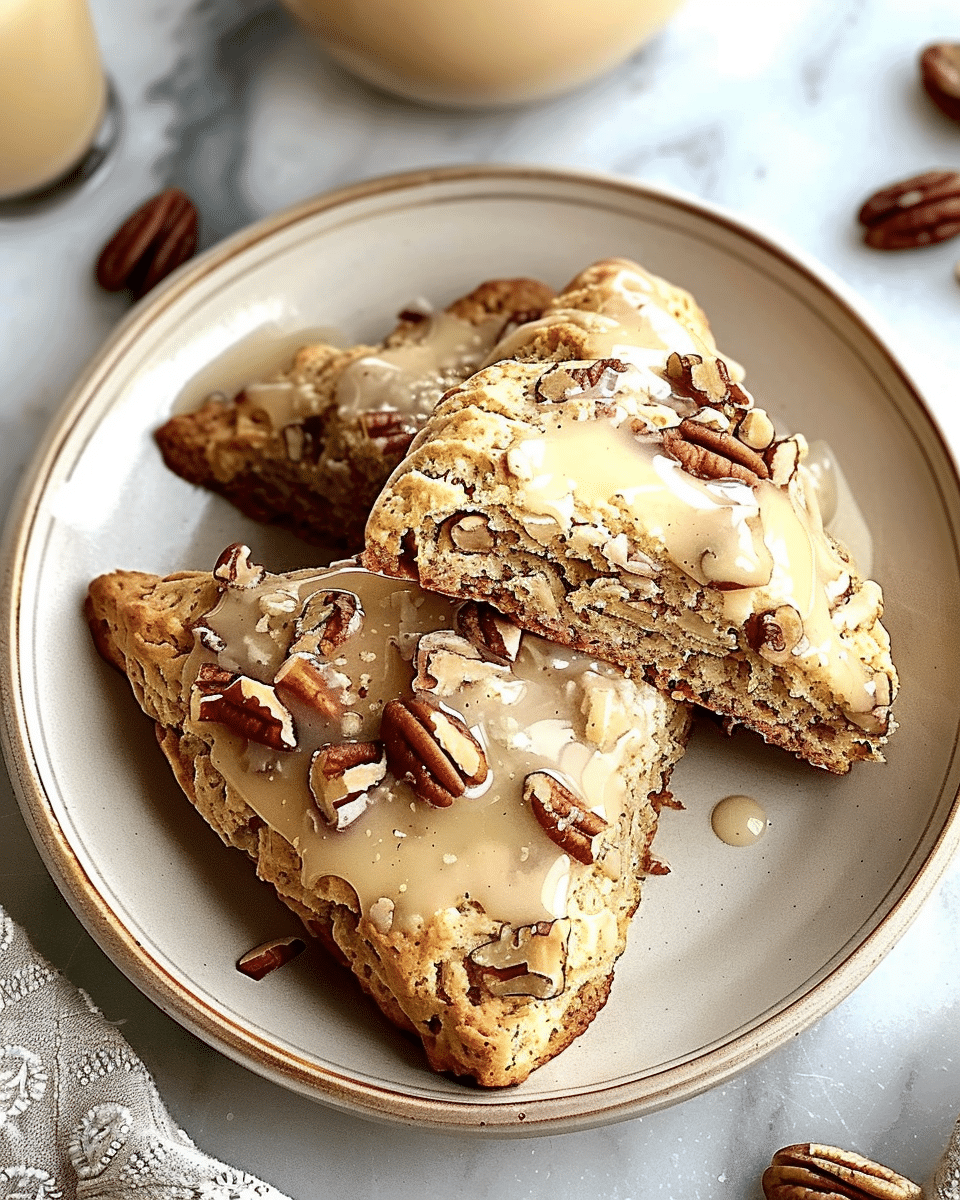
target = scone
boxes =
[154,278,554,551]
[364,260,898,775]
[85,546,690,1086]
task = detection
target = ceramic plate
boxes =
[4,166,960,1134]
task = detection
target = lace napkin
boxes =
[0,904,291,1199]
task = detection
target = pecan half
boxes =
[737,407,776,451]
[468,920,569,999]
[294,590,363,658]
[237,936,307,981]
[456,600,522,663]
[762,1143,921,1199]
[661,418,768,485]
[381,698,487,808]
[192,671,296,751]
[213,543,266,590]
[921,43,960,123]
[665,352,751,412]
[858,170,960,249]
[309,741,387,830]
[191,623,226,654]
[524,771,608,865]
[95,188,199,298]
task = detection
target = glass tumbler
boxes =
[0,0,117,204]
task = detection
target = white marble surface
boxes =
[2,0,960,1194]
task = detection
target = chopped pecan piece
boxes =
[661,418,768,485]
[468,920,569,1000]
[213,543,266,589]
[381,698,487,808]
[413,630,481,692]
[665,352,751,411]
[413,630,523,703]
[534,358,628,403]
[445,513,495,553]
[191,623,226,654]
[744,604,804,665]
[274,653,352,719]
[237,936,307,981]
[456,600,522,663]
[192,670,296,750]
[358,409,418,457]
[524,771,608,865]
[309,741,387,830]
[294,590,363,657]
[736,407,776,451]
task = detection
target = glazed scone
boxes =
[85,546,690,1087]
[485,257,727,369]
[155,277,554,551]
[364,273,898,774]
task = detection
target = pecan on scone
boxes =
[86,547,690,1086]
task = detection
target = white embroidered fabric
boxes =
[0,905,291,1200]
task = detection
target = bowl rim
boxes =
[3,162,960,1135]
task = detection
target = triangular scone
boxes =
[86,547,690,1087]
[155,277,554,551]
[364,267,898,775]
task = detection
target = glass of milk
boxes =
[0,0,118,204]
[280,0,685,108]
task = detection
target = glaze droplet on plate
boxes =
[711,795,768,847]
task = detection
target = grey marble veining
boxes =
[3,0,960,1195]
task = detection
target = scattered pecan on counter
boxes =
[921,42,960,123]
[95,187,199,298]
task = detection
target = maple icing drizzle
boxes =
[334,310,507,418]
[183,565,667,930]
[711,794,768,847]
[237,309,510,432]
[509,414,880,718]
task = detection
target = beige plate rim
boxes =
[3,163,960,1135]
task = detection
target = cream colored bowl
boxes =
[280,0,685,107]
[3,166,960,1134]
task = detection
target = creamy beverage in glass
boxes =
[280,0,684,107]
[0,0,108,200]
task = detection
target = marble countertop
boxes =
[2,0,960,1194]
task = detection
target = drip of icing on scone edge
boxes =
[469,342,892,732]
[236,309,509,432]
